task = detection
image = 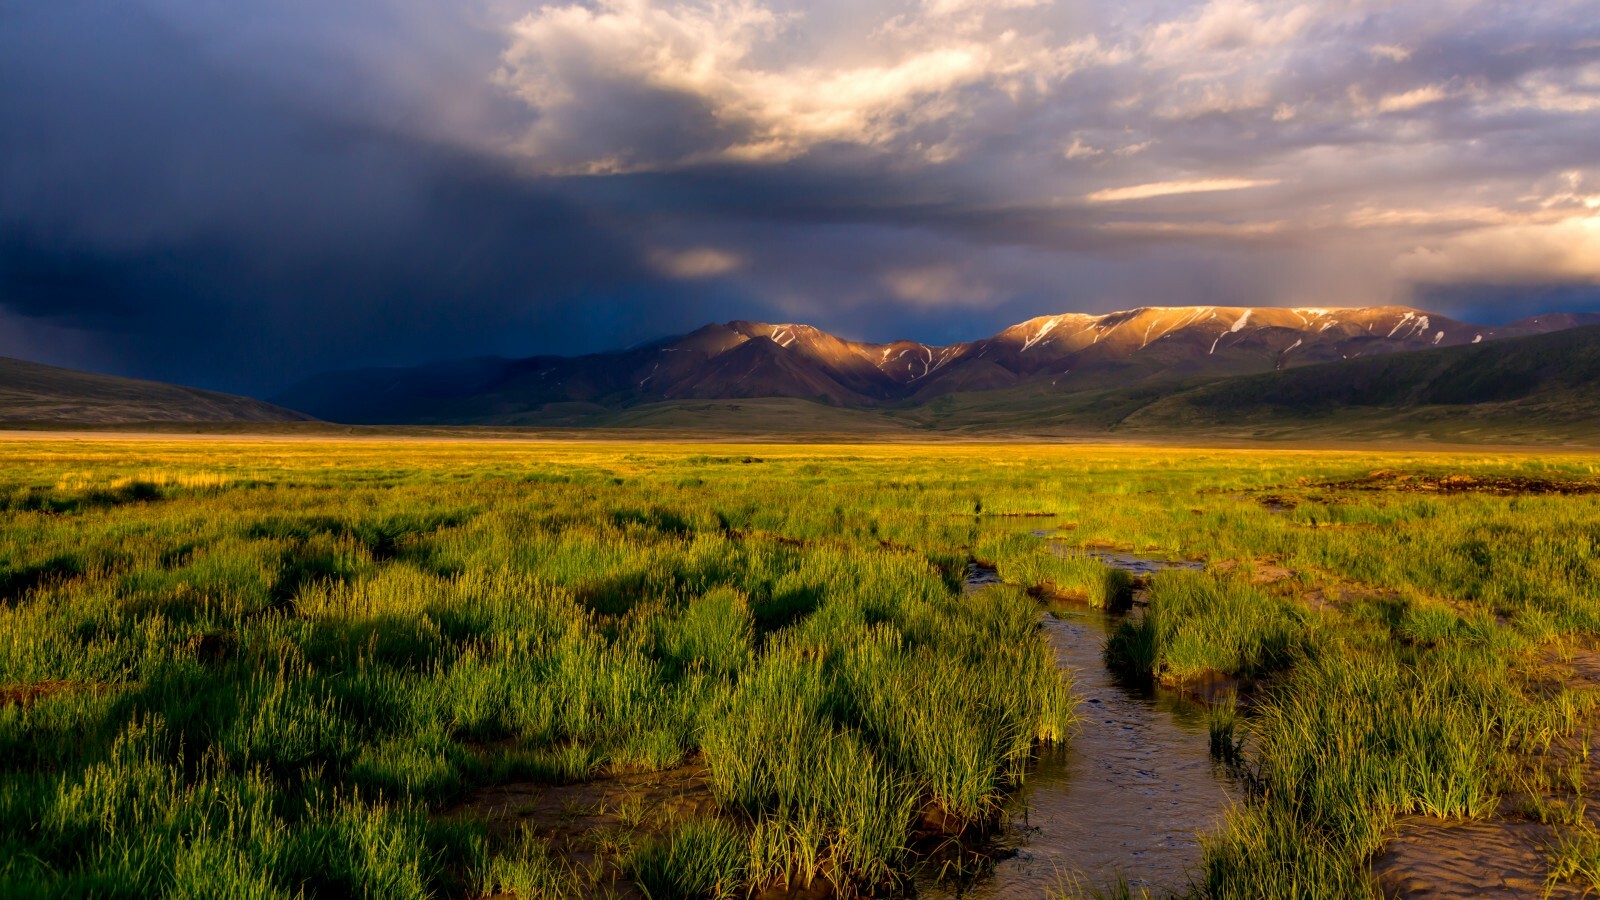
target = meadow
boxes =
[2,437,1599,898]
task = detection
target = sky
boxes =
[3,0,1599,395]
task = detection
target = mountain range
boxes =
[274,305,1600,425]
[4,304,1600,443]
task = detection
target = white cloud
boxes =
[650,246,743,278]
[1369,43,1412,61]
[1393,215,1600,282]
[1063,135,1102,159]
[1086,177,1280,203]
[483,0,1600,305]
[496,0,1108,170]
[922,0,1050,16]
[881,263,996,306]
[1099,219,1289,237]
[1144,0,1315,58]
[1377,84,1449,113]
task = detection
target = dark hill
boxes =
[0,357,314,425]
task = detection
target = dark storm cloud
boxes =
[0,1,775,391]
[1416,283,1600,324]
[3,0,1599,393]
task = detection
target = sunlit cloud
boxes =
[495,0,1112,170]
[1085,178,1281,204]
[1098,219,1290,238]
[1142,0,1314,58]
[650,247,743,278]
[881,263,997,307]
[1394,215,1600,283]
[1377,84,1450,113]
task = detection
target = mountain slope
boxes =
[566,324,1600,443]
[277,306,1600,425]
[882,323,1600,443]
[0,358,314,425]
[1118,322,1600,432]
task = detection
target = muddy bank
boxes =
[1026,528,1206,579]
[1080,548,1203,578]
[1322,470,1600,495]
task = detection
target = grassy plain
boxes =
[2,438,1599,898]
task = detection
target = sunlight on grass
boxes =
[2,438,1599,896]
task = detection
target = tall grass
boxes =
[976,533,1135,608]
[4,438,1600,895]
[1106,571,1307,685]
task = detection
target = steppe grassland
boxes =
[1,438,1598,898]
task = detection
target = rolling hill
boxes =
[0,357,314,426]
[275,306,1600,424]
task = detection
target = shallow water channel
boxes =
[915,558,1238,897]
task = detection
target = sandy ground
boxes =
[1373,817,1579,898]
[1372,648,1600,898]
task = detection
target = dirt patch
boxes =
[1371,737,1594,899]
[1548,645,1600,688]
[1258,495,1298,513]
[448,762,843,899]
[0,680,101,707]
[1296,579,1409,614]
[449,763,720,841]
[181,631,235,665]
[1373,646,1600,898]
[1211,558,1296,586]
[447,763,721,897]
[1371,817,1579,898]
[1324,470,1600,496]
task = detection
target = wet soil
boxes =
[1031,532,1207,580]
[1322,471,1600,496]
[1372,818,1578,898]
[1082,549,1203,578]
[1258,495,1298,514]
[447,763,725,897]
[1371,647,1600,898]
[963,562,1005,593]
[450,762,719,840]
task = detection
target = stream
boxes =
[915,556,1239,897]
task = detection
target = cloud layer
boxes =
[2,0,1598,392]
